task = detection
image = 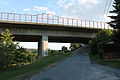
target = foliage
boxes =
[27,49,38,53]
[89,30,113,58]
[0,52,73,80]
[62,46,68,52]
[14,47,37,65]
[0,30,37,70]
[108,0,120,47]
[108,0,120,30]
[69,43,82,51]
[48,49,59,55]
[0,29,18,68]
[48,49,71,56]
[90,54,120,68]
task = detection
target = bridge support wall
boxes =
[38,36,48,58]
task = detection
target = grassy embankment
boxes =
[0,52,72,80]
[90,54,120,68]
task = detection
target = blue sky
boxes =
[0,0,114,50]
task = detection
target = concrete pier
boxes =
[38,36,48,58]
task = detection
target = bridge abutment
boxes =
[38,36,48,58]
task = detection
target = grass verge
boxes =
[89,54,120,68]
[0,53,72,80]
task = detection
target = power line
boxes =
[101,0,109,22]
[102,0,112,21]
[103,0,113,21]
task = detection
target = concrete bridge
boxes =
[0,12,111,57]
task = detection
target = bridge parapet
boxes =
[0,12,112,29]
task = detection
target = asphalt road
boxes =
[29,46,120,80]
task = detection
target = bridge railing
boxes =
[0,12,112,29]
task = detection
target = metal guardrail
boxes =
[0,12,111,29]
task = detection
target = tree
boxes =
[108,0,120,47]
[69,43,82,51]
[89,30,113,58]
[0,29,18,68]
[62,46,67,52]
[0,30,37,70]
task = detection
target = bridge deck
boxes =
[0,12,111,29]
[0,21,102,32]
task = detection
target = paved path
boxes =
[29,46,120,80]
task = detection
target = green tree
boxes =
[15,47,37,64]
[0,30,37,70]
[62,46,67,52]
[89,30,113,58]
[69,43,82,51]
[108,0,120,47]
[0,29,18,68]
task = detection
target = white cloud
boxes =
[63,3,75,9]
[23,6,56,15]
[32,6,48,11]
[57,0,98,9]
[56,0,68,9]
[0,0,10,5]
[78,0,98,4]
[55,0,105,21]
[24,8,31,11]
[46,10,56,15]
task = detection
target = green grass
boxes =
[0,53,72,80]
[90,54,120,68]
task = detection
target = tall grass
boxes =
[0,53,72,80]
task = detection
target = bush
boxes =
[14,47,37,65]
[0,30,37,70]
[0,30,18,68]
[69,43,82,51]
[89,30,113,58]
[62,46,68,52]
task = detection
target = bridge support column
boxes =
[38,36,48,58]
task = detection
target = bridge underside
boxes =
[0,21,98,58]
[12,35,91,58]
[13,35,90,44]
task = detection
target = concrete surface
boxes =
[28,46,120,80]
[38,36,48,57]
[0,21,97,43]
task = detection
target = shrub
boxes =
[0,30,18,68]
[0,30,37,70]
[69,43,82,51]
[62,46,68,52]
[89,30,113,58]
